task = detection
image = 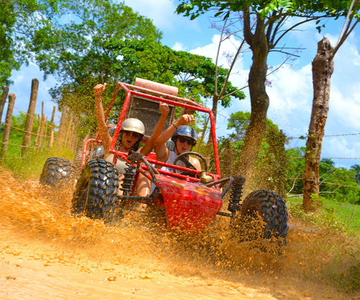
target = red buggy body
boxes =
[86,79,224,234]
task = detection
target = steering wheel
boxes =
[173,151,208,175]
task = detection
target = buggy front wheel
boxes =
[71,159,119,221]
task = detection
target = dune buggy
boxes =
[41,78,288,242]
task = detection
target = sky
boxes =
[5,0,360,169]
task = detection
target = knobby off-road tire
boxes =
[39,157,76,188]
[71,159,119,221]
[235,189,289,244]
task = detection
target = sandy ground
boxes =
[1,167,360,300]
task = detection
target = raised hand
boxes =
[159,102,170,115]
[94,83,107,97]
[179,114,195,126]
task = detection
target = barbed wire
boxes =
[289,132,360,139]
[0,141,38,149]
[290,156,360,160]
[1,98,54,120]
[286,178,360,189]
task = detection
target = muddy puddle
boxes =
[0,166,359,299]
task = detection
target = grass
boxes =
[287,196,360,238]
[0,130,76,180]
[287,196,360,292]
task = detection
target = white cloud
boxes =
[172,42,185,51]
[122,0,201,33]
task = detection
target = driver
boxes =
[155,114,201,172]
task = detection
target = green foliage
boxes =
[351,164,360,185]
[320,164,360,204]
[218,111,288,194]
[176,0,355,21]
[0,1,20,88]
[284,147,305,194]
[0,0,64,89]
[48,37,245,137]
[30,0,162,83]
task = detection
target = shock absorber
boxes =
[228,176,245,215]
[120,162,136,195]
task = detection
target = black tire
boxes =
[71,159,119,221]
[235,189,289,243]
[39,157,76,188]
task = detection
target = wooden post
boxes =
[0,86,9,124]
[21,79,39,156]
[34,114,41,148]
[1,93,16,159]
[57,107,68,147]
[49,130,54,149]
[37,101,45,151]
[48,106,56,149]
[38,113,45,152]
[65,114,74,148]
[43,116,48,151]
[70,118,79,151]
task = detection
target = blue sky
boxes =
[5,0,360,169]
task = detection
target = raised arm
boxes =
[94,83,112,156]
[155,114,195,163]
[140,102,170,156]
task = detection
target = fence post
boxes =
[57,107,68,147]
[0,86,9,124]
[34,114,41,148]
[43,116,48,151]
[65,114,74,149]
[49,130,54,149]
[38,112,45,152]
[1,93,16,160]
[69,118,78,152]
[21,78,39,156]
[48,106,56,149]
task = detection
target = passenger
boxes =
[94,83,170,196]
[155,114,201,172]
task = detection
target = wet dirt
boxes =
[0,166,359,300]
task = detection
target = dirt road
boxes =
[0,167,359,299]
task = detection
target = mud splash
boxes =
[0,166,359,299]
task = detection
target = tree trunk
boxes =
[235,14,269,190]
[302,37,334,212]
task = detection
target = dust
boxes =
[1,166,359,299]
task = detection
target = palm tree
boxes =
[351,164,360,185]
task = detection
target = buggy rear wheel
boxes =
[39,157,76,188]
[71,159,119,221]
[233,190,289,243]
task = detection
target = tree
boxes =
[48,37,245,140]
[0,0,62,89]
[223,111,288,195]
[30,0,162,84]
[302,0,360,211]
[351,164,360,185]
[176,0,356,190]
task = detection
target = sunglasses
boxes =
[122,131,142,139]
[178,136,195,146]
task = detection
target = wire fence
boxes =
[0,81,78,161]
